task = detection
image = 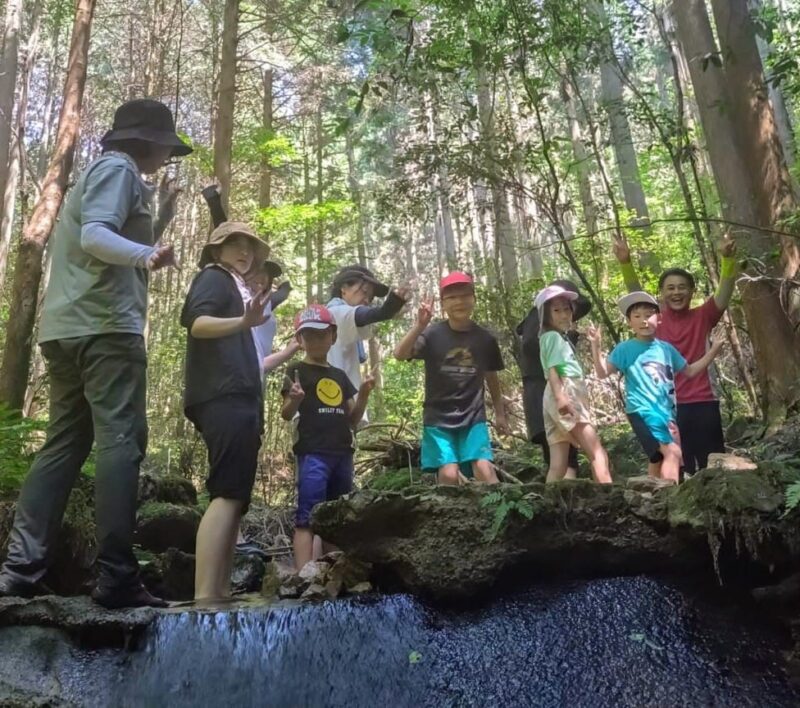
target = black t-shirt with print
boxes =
[412,320,504,429]
[282,362,358,455]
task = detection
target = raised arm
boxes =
[612,232,643,292]
[201,183,228,228]
[191,293,268,339]
[393,295,433,360]
[348,374,375,425]
[586,323,617,379]
[263,340,301,374]
[683,336,725,378]
[713,233,738,311]
[281,370,305,420]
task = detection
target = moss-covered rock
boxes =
[312,467,800,601]
[138,472,197,507]
[139,548,195,601]
[134,502,201,553]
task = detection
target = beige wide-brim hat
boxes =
[198,221,272,278]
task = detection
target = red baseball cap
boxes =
[294,304,336,333]
[439,271,474,293]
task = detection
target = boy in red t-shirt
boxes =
[612,233,738,476]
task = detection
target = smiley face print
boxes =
[316,377,343,407]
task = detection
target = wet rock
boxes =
[313,468,800,600]
[752,572,800,607]
[298,560,330,583]
[261,561,295,598]
[706,453,758,472]
[277,574,305,599]
[328,555,372,591]
[138,472,198,507]
[347,581,372,595]
[0,595,156,646]
[324,579,342,598]
[134,502,201,553]
[139,549,195,601]
[231,555,266,594]
[300,583,328,601]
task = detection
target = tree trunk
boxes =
[561,76,602,285]
[673,0,800,424]
[472,41,518,291]
[212,0,239,213]
[0,0,96,409]
[425,89,457,270]
[259,68,273,209]
[0,0,23,230]
[315,105,325,303]
[748,0,798,186]
[709,0,799,271]
[0,0,43,288]
[592,1,650,229]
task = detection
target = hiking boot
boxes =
[91,583,168,609]
[0,575,42,599]
[235,540,268,560]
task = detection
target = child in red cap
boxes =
[394,272,508,485]
[282,304,375,570]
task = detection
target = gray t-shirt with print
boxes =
[38,153,155,343]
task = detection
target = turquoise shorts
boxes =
[421,422,493,474]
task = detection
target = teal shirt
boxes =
[539,330,583,379]
[608,338,687,428]
[38,153,155,343]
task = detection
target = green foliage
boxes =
[0,404,45,498]
[254,200,355,236]
[783,481,800,518]
[365,468,423,491]
[480,488,537,541]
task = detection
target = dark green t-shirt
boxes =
[39,152,155,343]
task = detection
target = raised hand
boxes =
[417,294,434,328]
[393,284,412,302]
[288,370,305,401]
[360,372,377,394]
[157,174,182,224]
[710,329,727,352]
[242,292,269,329]
[718,231,737,258]
[586,321,602,347]
[147,244,179,271]
[612,231,631,263]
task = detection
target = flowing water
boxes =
[35,576,800,706]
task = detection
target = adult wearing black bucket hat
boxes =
[0,99,191,609]
[516,279,591,477]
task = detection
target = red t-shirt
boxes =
[656,297,723,404]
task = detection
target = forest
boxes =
[0,0,799,505]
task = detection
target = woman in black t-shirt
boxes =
[181,221,270,601]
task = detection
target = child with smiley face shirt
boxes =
[282,304,374,571]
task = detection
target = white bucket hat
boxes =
[618,291,659,318]
[534,285,579,333]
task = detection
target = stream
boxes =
[7,575,798,707]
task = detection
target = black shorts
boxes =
[676,401,724,475]
[627,413,664,464]
[188,394,263,511]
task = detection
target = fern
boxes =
[782,480,800,518]
[481,490,537,541]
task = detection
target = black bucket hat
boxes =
[100,99,193,157]
[331,264,389,298]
